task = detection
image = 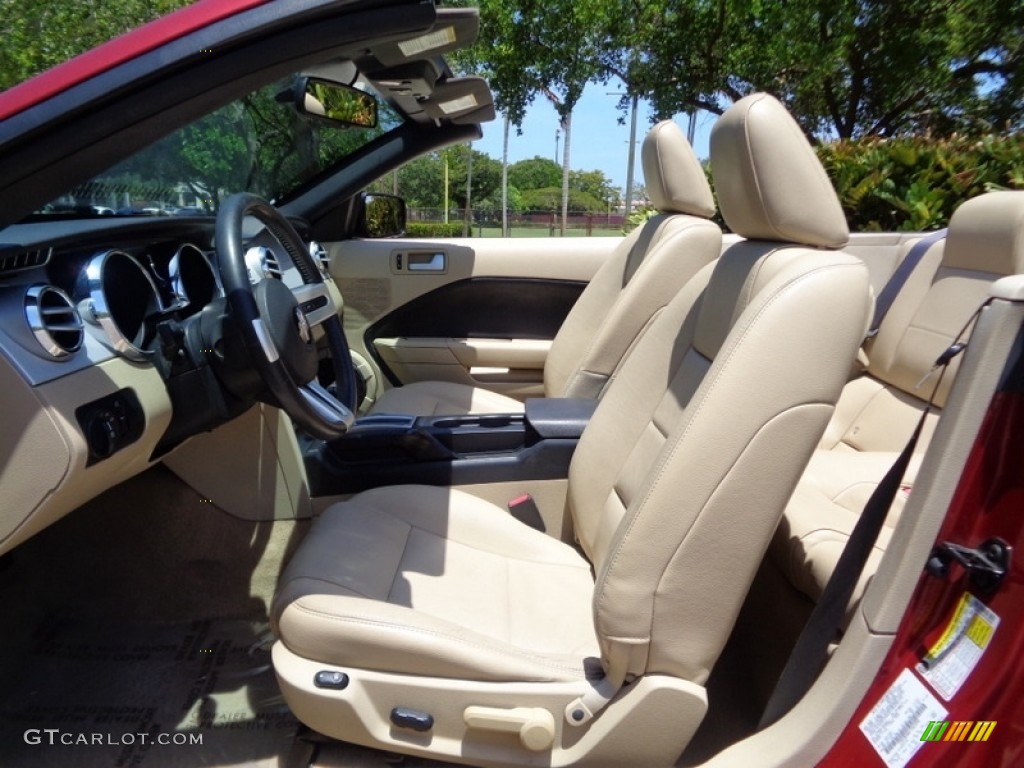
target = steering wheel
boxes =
[215,192,357,440]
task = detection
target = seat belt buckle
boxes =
[508,494,545,532]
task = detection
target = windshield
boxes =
[32,76,401,220]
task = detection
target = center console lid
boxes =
[524,397,597,439]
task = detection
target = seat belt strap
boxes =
[758,301,985,730]
[758,410,926,730]
[867,229,947,339]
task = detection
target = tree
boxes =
[395,155,444,208]
[0,0,190,88]
[508,157,563,192]
[465,0,612,233]
[624,0,1024,139]
[396,147,502,212]
[569,169,620,207]
[520,187,608,213]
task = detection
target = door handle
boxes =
[406,251,446,272]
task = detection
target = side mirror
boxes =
[293,77,378,128]
[358,193,406,238]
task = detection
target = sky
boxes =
[472,81,717,196]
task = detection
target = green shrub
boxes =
[623,205,658,233]
[519,187,608,213]
[403,222,468,238]
[816,135,1024,231]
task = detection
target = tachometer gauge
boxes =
[79,249,162,361]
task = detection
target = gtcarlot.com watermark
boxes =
[23,729,202,747]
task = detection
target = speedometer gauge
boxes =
[169,243,222,313]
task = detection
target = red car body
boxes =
[821,370,1024,767]
[0,0,266,120]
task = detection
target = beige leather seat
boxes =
[271,94,871,766]
[369,120,720,416]
[774,190,1024,607]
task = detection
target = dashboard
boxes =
[0,215,328,556]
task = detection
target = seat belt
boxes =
[758,305,983,730]
[758,411,926,729]
[866,229,947,339]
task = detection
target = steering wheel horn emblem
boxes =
[294,306,312,344]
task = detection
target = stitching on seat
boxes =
[596,261,864,627]
[387,522,415,603]
[837,382,889,450]
[279,575,374,600]
[376,507,592,569]
[503,556,513,643]
[289,601,588,676]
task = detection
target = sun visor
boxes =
[368,8,479,68]
[369,61,442,101]
[419,77,496,125]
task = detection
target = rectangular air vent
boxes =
[0,247,53,274]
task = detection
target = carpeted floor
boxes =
[0,617,308,767]
[0,465,313,767]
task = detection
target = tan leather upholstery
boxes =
[711,93,849,248]
[370,122,721,416]
[274,485,599,682]
[774,191,1024,607]
[366,379,528,417]
[272,95,871,765]
[642,120,716,216]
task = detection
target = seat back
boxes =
[567,93,871,685]
[775,191,1024,608]
[544,121,720,400]
[824,190,1024,453]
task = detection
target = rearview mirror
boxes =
[358,193,406,238]
[294,77,378,128]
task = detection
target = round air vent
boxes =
[24,284,83,359]
[244,246,283,282]
[309,240,330,276]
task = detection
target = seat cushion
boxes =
[272,485,599,682]
[772,449,923,604]
[371,380,524,416]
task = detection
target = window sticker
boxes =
[916,592,999,701]
[860,668,948,768]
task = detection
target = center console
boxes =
[303,398,597,496]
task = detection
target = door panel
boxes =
[327,236,620,407]
[374,336,550,398]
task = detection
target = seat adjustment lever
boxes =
[463,706,555,751]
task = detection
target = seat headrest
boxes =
[642,120,715,217]
[710,93,848,248]
[944,191,1024,276]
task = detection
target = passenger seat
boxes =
[773,190,1024,608]
[369,121,721,416]
[270,94,871,766]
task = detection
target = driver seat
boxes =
[369,120,720,416]
[271,94,871,766]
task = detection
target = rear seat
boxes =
[772,190,1024,607]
